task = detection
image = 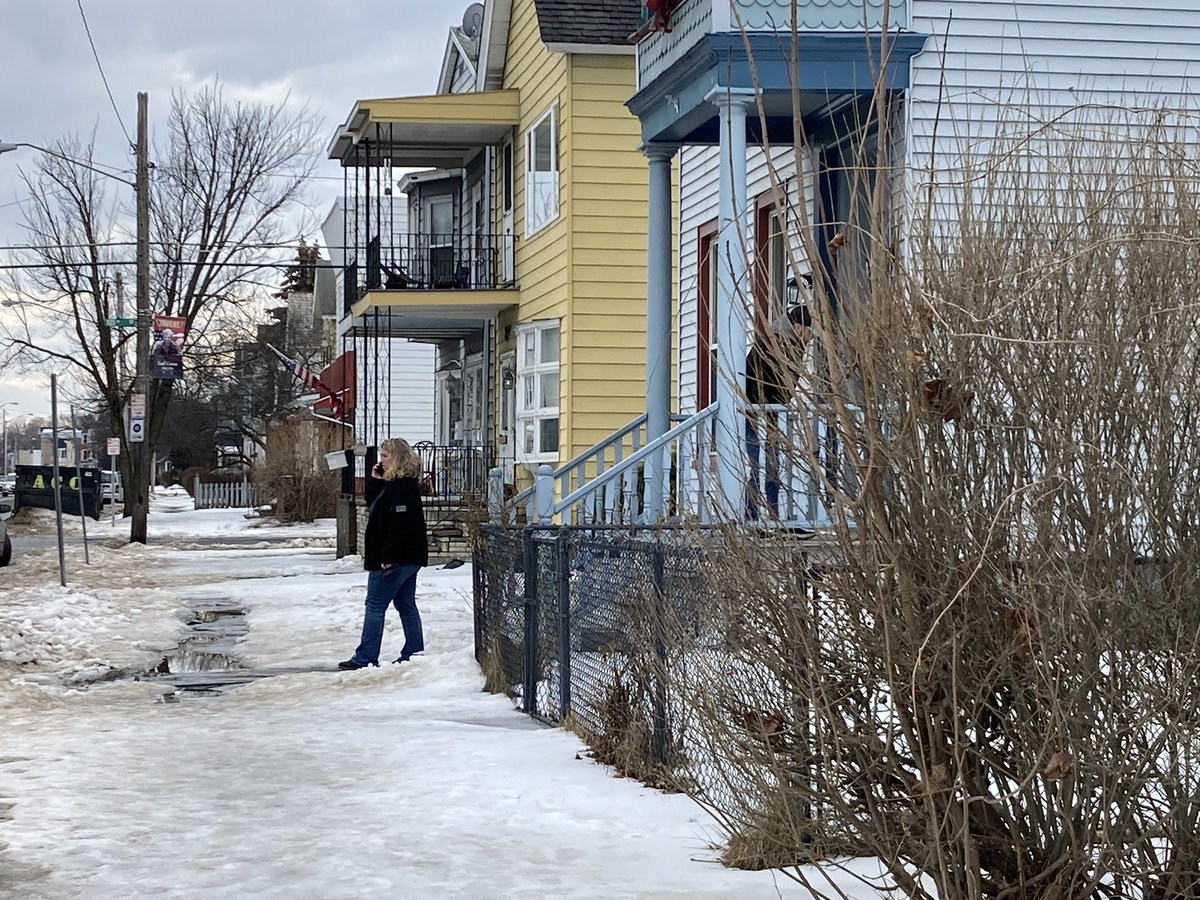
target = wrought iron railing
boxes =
[414,442,495,500]
[351,233,513,300]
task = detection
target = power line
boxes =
[0,239,383,253]
[0,259,297,271]
[76,0,132,146]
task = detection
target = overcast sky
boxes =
[0,0,466,422]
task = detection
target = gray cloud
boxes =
[0,0,468,415]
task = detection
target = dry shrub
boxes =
[585,662,673,787]
[259,415,341,523]
[681,97,1200,900]
[480,635,517,696]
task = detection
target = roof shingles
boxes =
[534,0,645,47]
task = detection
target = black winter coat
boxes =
[363,475,428,570]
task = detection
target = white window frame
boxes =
[524,105,559,238]
[515,321,561,463]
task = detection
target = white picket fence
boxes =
[193,477,262,510]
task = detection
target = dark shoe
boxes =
[338,658,374,670]
[392,652,423,664]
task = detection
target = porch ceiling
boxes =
[328,90,521,167]
[341,289,518,341]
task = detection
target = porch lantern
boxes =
[501,365,516,391]
[437,359,463,379]
[785,272,813,315]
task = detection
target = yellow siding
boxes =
[563,53,651,461]
[503,0,572,453]
[496,6,671,468]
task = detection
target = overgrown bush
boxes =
[681,98,1200,899]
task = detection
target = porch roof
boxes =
[341,289,518,341]
[627,31,929,145]
[328,90,522,168]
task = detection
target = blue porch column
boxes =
[642,142,678,523]
[707,88,753,520]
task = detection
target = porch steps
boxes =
[424,498,484,565]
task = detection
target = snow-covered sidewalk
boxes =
[0,494,836,899]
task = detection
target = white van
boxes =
[100,470,124,504]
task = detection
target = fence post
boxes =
[193,476,202,510]
[651,542,669,766]
[472,529,486,662]
[488,466,505,524]
[557,528,572,722]
[522,527,539,718]
[534,463,554,524]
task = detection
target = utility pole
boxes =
[130,91,151,544]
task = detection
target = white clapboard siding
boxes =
[907,0,1200,188]
[676,143,813,419]
[356,339,436,447]
[452,50,476,94]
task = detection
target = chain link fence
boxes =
[474,524,826,810]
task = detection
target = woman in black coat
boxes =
[339,437,429,670]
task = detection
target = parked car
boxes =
[0,513,10,567]
[0,474,14,495]
[100,470,124,505]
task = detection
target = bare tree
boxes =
[1,84,320,540]
[664,96,1200,899]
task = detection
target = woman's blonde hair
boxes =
[378,437,422,480]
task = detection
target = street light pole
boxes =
[130,91,151,544]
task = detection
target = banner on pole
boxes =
[151,314,186,380]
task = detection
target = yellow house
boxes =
[327,0,655,495]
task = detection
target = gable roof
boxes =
[533,0,643,48]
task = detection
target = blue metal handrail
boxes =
[504,413,649,522]
[539,404,720,526]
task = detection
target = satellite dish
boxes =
[462,3,485,40]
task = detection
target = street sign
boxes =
[129,394,146,417]
[105,317,136,328]
[106,437,121,456]
[128,417,145,443]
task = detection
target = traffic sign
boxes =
[105,317,136,328]
[106,437,121,456]
[129,394,146,417]
[128,417,145,443]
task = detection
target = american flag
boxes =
[265,343,345,420]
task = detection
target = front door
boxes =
[501,140,514,283]
[498,351,516,483]
[435,372,454,445]
[426,197,455,287]
[471,181,485,287]
[462,352,485,446]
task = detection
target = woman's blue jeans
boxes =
[353,564,423,665]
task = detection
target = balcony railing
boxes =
[636,0,908,88]
[414,442,495,500]
[348,232,513,305]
